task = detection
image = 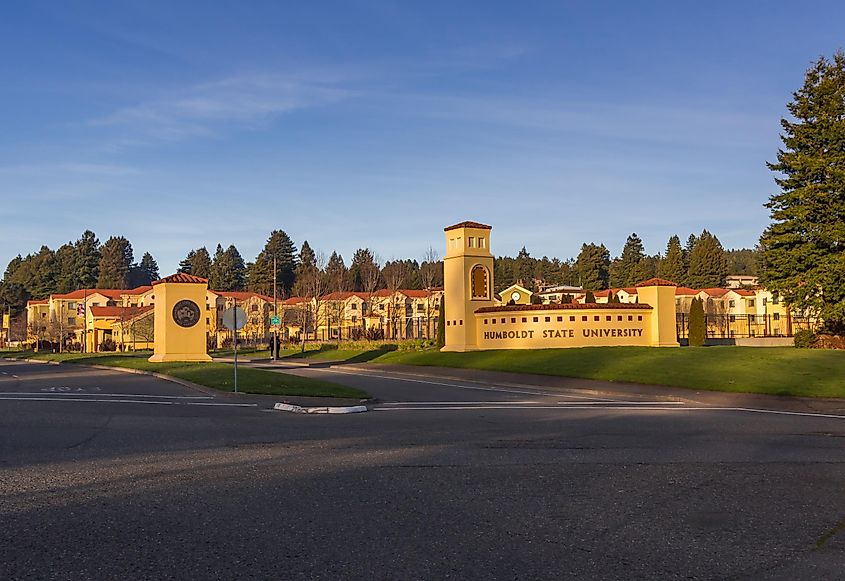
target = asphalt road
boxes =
[1,358,843,580]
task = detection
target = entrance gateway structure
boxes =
[441,221,679,352]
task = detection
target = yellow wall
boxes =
[442,224,495,351]
[149,280,211,362]
[476,306,651,349]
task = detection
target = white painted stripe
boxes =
[186,402,258,407]
[553,401,686,405]
[372,405,845,420]
[11,375,18,378]
[0,396,173,405]
[3,392,214,399]
[316,367,615,400]
[380,401,545,405]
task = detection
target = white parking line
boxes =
[316,367,615,400]
[186,402,258,407]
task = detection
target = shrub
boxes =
[793,329,817,348]
[436,296,445,349]
[688,297,706,347]
[100,338,117,352]
[584,291,596,303]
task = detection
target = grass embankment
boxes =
[1,350,367,399]
[370,346,845,398]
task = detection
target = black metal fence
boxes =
[676,313,817,339]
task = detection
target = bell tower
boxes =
[442,221,495,352]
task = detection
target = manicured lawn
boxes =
[1,350,367,399]
[371,346,845,398]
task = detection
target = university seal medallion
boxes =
[172,300,201,328]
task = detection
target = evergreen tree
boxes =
[209,245,226,290]
[248,231,298,295]
[210,245,246,291]
[687,230,727,288]
[97,237,133,289]
[725,248,760,276]
[611,233,649,287]
[191,247,212,279]
[72,230,101,289]
[23,246,58,299]
[436,295,446,349]
[688,297,706,346]
[658,235,687,285]
[325,252,349,292]
[584,290,596,303]
[137,252,159,284]
[54,243,77,293]
[4,255,23,281]
[178,250,196,274]
[515,246,533,286]
[575,243,610,290]
[0,281,30,316]
[761,51,845,332]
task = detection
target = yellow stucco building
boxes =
[441,221,679,351]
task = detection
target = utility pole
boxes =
[82,288,88,354]
[233,297,238,393]
[273,255,278,360]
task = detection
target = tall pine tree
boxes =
[610,233,649,287]
[659,235,687,285]
[247,230,297,295]
[687,230,727,288]
[575,243,610,290]
[761,51,845,332]
[97,237,134,289]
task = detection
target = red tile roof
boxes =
[635,277,677,287]
[731,289,756,297]
[153,273,208,285]
[27,299,48,305]
[321,291,369,301]
[50,286,152,300]
[214,291,274,302]
[444,221,492,231]
[674,286,699,296]
[90,305,153,319]
[699,288,729,298]
[283,296,308,305]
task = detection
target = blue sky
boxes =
[2,1,844,275]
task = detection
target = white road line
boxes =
[11,375,18,378]
[13,392,214,399]
[185,402,258,407]
[315,367,615,400]
[371,405,845,420]
[380,400,546,405]
[0,396,173,405]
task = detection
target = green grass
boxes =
[369,346,845,398]
[2,350,367,399]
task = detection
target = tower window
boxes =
[470,265,489,300]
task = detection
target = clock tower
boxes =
[442,221,495,352]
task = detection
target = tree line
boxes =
[495,231,758,293]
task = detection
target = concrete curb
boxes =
[273,402,368,414]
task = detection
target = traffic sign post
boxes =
[222,305,248,393]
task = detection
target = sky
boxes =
[2,1,844,276]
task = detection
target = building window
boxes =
[628,315,633,321]
[521,317,527,323]
[544,316,550,322]
[617,316,622,321]
[729,315,736,322]
[606,316,611,321]
[749,314,756,323]
[470,265,490,300]
[352,316,357,323]
[484,319,488,324]
[774,313,780,321]
[417,304,424,312]
[582,316,587,322]
[467,237,474,248]
[206,317,210,325]
[594,316,600,321]
[500,318,505,323]
[68,317,76,325]
[748,300,755,307]
[532,317,538,322]
[491,319,496,325]
[569,316,575,322]
[251,304,258,312]
[773,296,780,304]
[68,302,76,309]
[556,316,562,322]
[511,318,516,323]
[637,316,643,321]
[351,303,357,310]
[479,237,485,248]
[459,320,462,325]
[447,321,450,326]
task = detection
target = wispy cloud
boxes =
[0,162,140,177]
[91,73,358,143]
